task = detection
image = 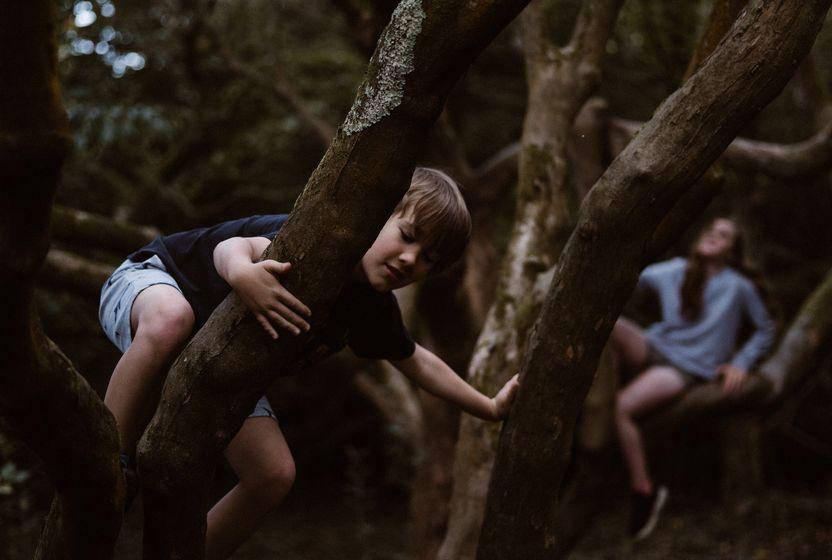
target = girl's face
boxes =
[694,218,737,262]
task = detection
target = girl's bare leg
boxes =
[610,317,650,375]
[614,366,687,494]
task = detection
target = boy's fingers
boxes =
[276,288,311,317]
[256,315,279,340]
[272,302,310,332]
[267,310,301,335]
[262,259,291,276]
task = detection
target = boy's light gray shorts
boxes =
[99,255,277,422]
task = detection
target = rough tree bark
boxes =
[477,2,832,558]
[760,264,832,399]
[135,1,535,558]
[438,2,624,558]
[0,2,124,559]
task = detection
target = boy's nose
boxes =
[399,250,418,267]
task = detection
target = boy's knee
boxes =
[136,301,195,349]
[249,459,296,507]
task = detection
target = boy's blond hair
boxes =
[395,167,471,271]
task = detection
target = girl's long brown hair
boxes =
[680,219,779,323]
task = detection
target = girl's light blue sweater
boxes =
[638,258,775,380]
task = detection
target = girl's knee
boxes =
[615,391,634,420]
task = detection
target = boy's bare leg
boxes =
[611,317,649,374]
[614,366,687,494]
[104,284,194,454]
[206,417,295,560]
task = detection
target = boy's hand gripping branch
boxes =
[214,236,311,340]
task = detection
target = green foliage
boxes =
[57,0,367,230]
[0,462,30,496]
[600,0,705,120]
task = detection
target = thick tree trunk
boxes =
[438,2,623,558]
[0,2,124,558]
[477,2,832,558]
[136,1,535,558]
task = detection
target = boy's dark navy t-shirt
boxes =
[128,214,415,361]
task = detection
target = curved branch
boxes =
[610,115,832,179]
[51,205,159,253]
[40,249,114,298]
[721,118,832,178]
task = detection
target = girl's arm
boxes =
[729,281,776,373]
[390,343,519,421]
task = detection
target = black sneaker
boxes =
[629,486,668,541]
[120,453,139,513]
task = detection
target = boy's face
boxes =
[355,210,439,292]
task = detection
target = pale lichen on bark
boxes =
[341,0,425,135]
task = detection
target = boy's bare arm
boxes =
[390,344,519,421]
[213,236,311,339]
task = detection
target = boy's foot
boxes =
[629,486,668,542]
[120,453,139,513]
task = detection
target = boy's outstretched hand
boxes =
[491,373,520,420]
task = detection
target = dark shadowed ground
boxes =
[111,479,832,559]
[3,458,832,559]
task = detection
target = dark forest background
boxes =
[3,1,832,558]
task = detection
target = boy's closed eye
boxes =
[399,227,416,243]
